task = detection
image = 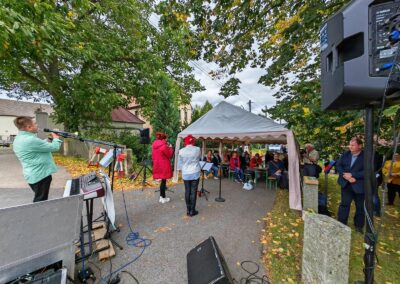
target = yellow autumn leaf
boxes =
[303,107,310,116]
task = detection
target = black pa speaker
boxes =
[139,128,150,144]
[320,0,400,110]
[187,236,233,284]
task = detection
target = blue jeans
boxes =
[206,165,219,177]
[233,168,244,181]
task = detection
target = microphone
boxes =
[42,128,78,138]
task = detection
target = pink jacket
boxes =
[152,139,173,179]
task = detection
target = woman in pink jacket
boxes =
[152,132,174,203]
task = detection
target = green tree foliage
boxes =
[159,1,393,155]
[191,100,213,123]
[0,0,202,131]
[150,76,181,145]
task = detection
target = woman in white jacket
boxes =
[178,134,201,217]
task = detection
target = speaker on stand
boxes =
[133,128,152,188]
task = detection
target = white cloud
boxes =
[191,63,277,114]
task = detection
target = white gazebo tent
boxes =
[173,101,302,210]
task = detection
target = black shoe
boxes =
[355,227,364,234]
[189,210,199,217]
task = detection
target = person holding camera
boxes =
[302,143,320,178]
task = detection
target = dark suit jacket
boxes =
[336,150,364,194]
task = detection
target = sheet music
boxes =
[199,161,213,171]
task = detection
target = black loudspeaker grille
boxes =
[139,128,150,144]
[187,236,232,284]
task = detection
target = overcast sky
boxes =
[190,61,277,114]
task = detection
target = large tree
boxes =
[150,75,181,145]
[0,0,202,130]
[158,0,390,155]
[191,100,213,123]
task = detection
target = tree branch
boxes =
[17,64,48,89]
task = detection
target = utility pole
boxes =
[247,100,252,112]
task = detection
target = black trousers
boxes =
[184,179,199,214]
[337,184,365,229]
[387,183,400,205]
[159,179,167,198]
[28,175,52,202]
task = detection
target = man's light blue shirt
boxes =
[350,154,359,168]
[13,131,62,184]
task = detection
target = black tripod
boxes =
[199,163,211,200]
[133,159,153,189]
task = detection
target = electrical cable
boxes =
[232,261,270,284]
[121,270,140,284]
[361,13,400,276]
[99,182,151,284]
[146,13,268,112]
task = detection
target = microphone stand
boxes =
[215,166,225,202]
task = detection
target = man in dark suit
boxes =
[336,137,365,233]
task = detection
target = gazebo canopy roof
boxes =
[178,101,288,143]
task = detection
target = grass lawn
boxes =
[262,174,400,283]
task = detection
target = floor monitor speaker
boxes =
[187,236,233,284]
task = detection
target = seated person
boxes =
[210,150,222,179]
[240,151,250,172]
[249,153,263,168]
[267,153,289,189]
[202,150,213,178]
[248,153,264,180]
[230,152,244,183]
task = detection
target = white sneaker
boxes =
[159,196,164,203]
[214,176,219,180]
[160,197,170,204]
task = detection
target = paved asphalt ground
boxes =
[0,148,276,283]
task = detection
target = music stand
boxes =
[199,161,212,201]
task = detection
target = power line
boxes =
[146,14,268,111]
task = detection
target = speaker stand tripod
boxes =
[133,159,153,190]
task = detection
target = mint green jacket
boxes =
[13,131,62,184]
